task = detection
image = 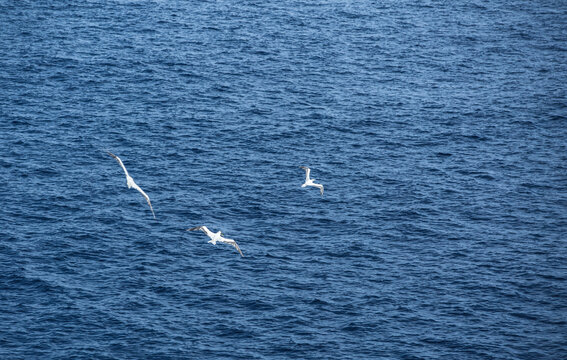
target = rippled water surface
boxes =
[1,1,566,359]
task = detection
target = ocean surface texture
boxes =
[1,1,566,359]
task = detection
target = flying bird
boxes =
[107,151,156,219]
[187,226,244,257]
[300,166,324,195]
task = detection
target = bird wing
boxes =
[220,238,244,257]
[233,242,244,257]
[300,166,311,181]
[107,151,130,178]
[308,182,324,195]
[187,225,214,239]
[130,181,156,219]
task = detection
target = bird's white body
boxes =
[300,166,324,195]
[107,151,156,219]
[187,226,244,257]
[126,175,135,189]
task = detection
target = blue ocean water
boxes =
[1,0,566,358]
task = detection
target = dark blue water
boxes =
[1,1,566,358]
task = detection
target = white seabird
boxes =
[300,166,324,196]
[187,226,244,257]
[107,151,156,219]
